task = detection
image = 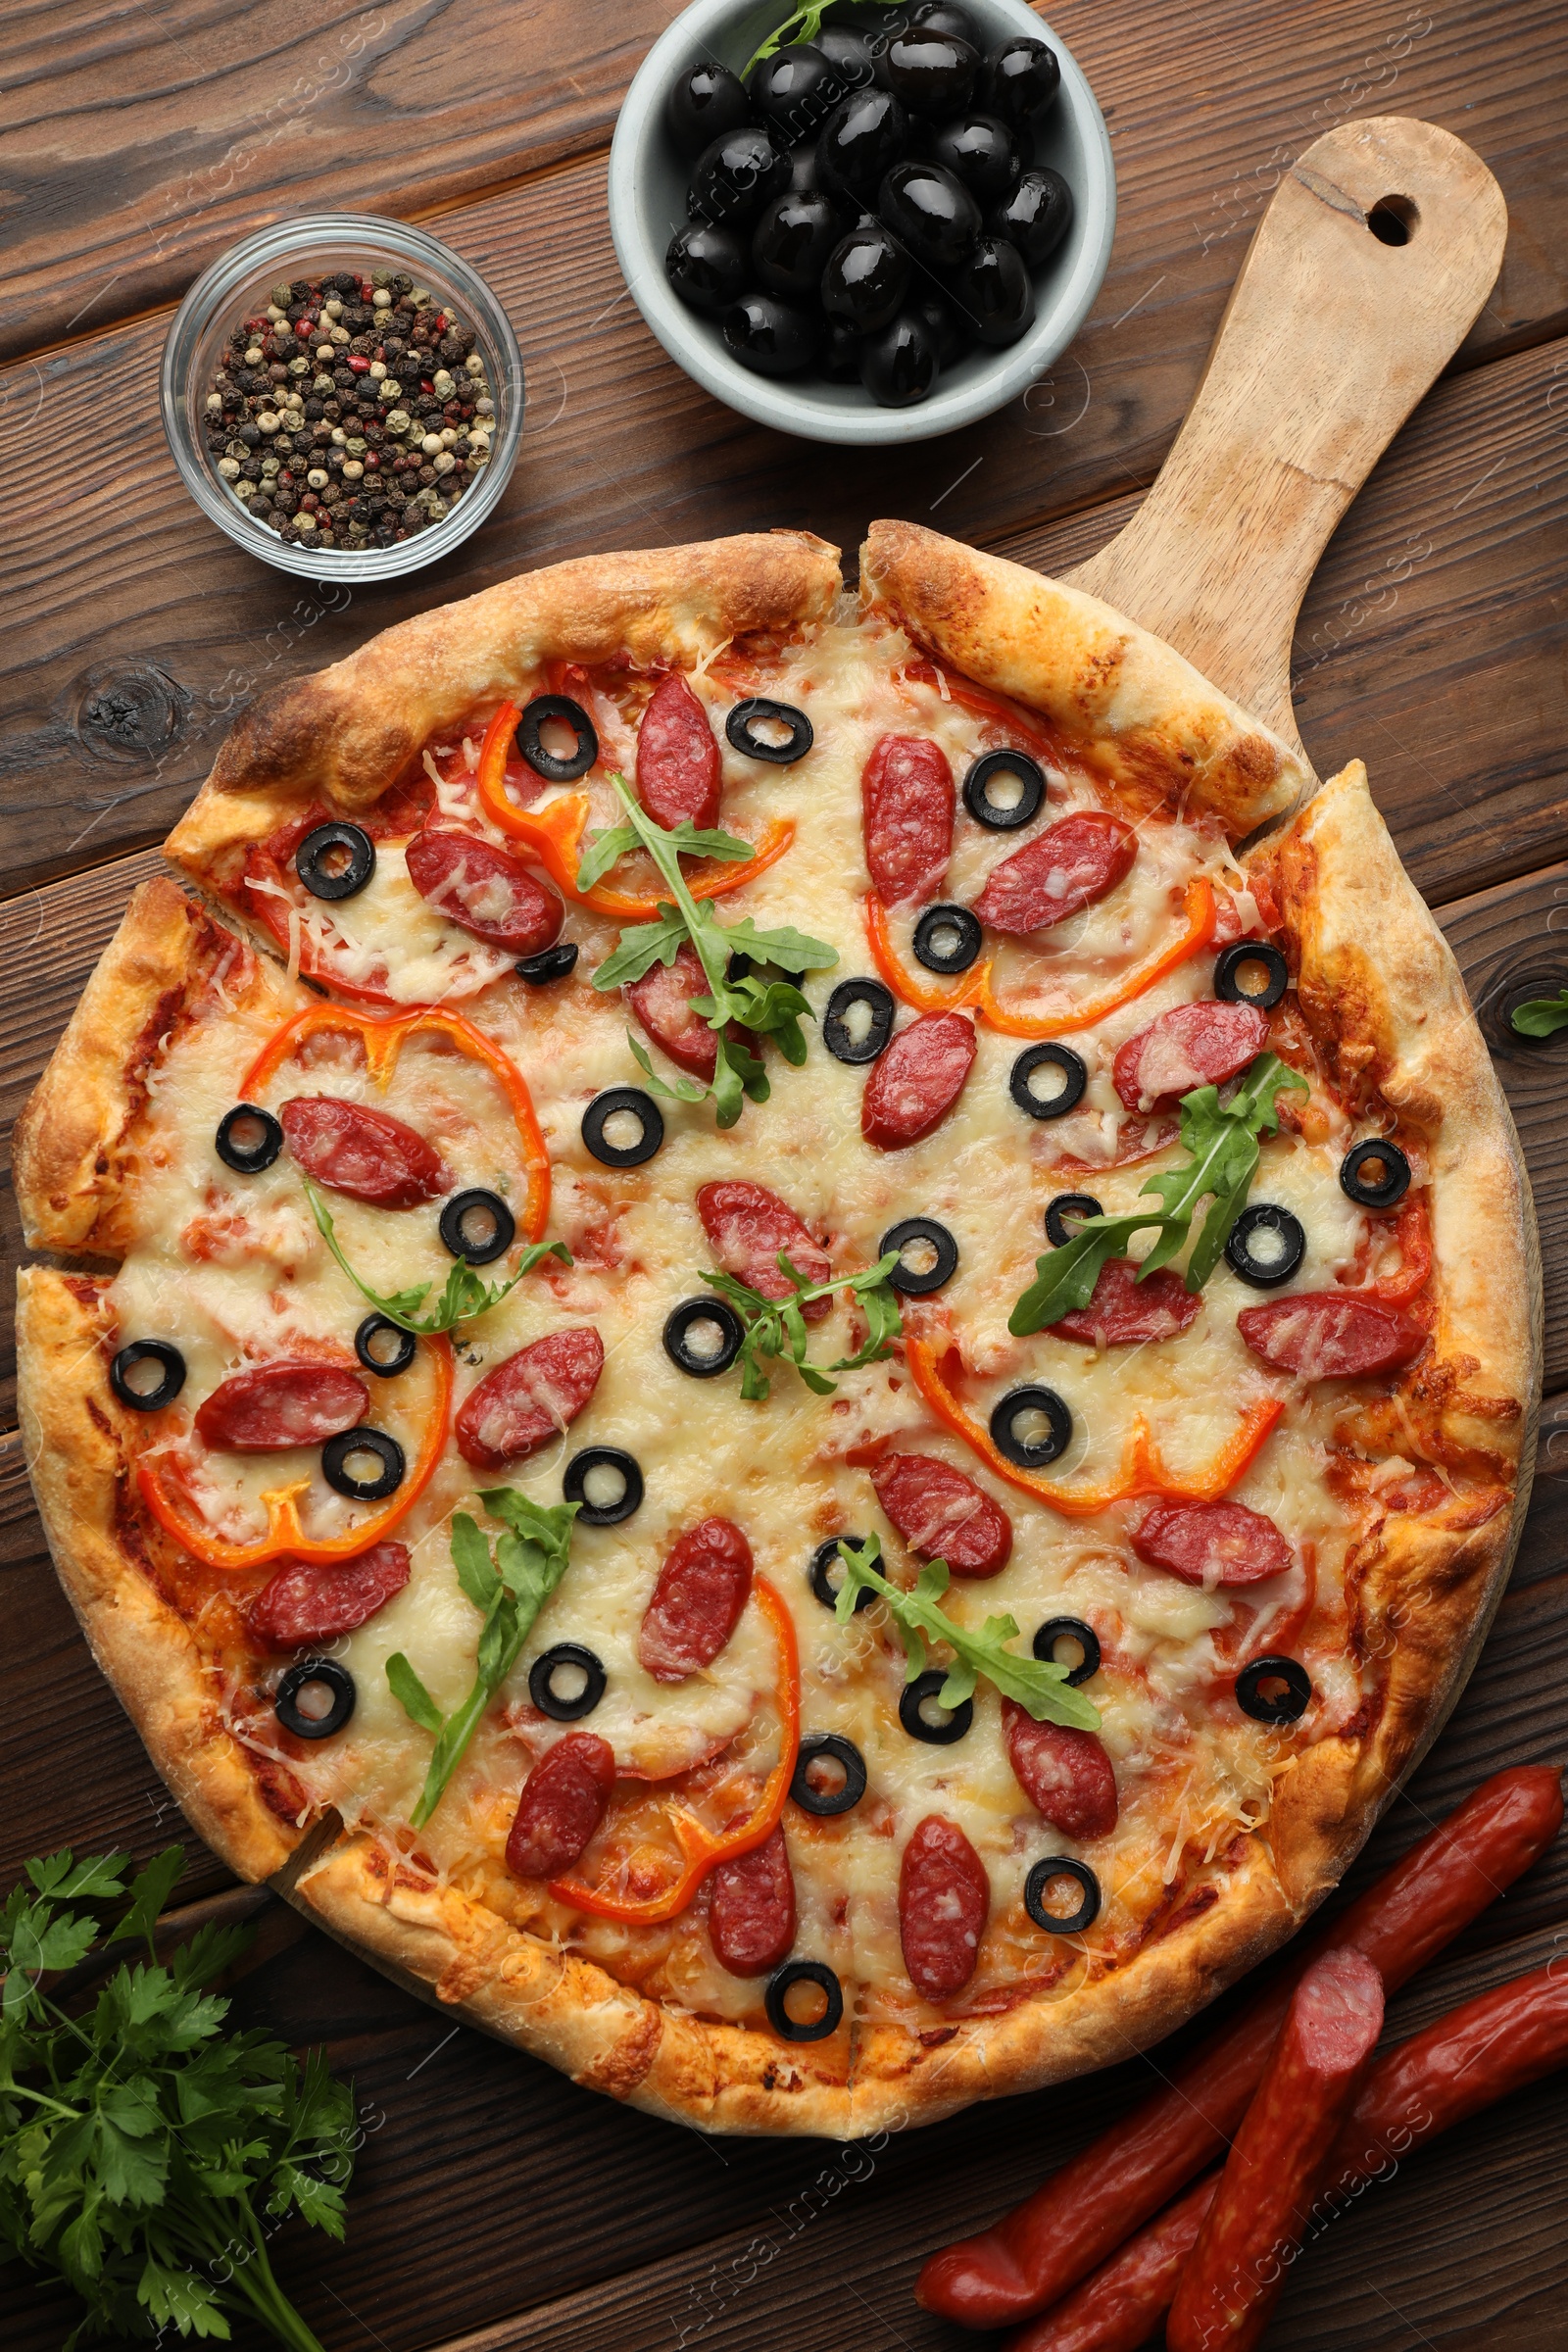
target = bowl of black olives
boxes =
[609,0,1112,441]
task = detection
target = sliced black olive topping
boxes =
[295,820,375,903]
[913,902,983,975]
[516,695,598,781]
[1032,1617,1101,1686]
[724,697,813,765]
[564,1445,644,1527]
[880,1215,958,1296]
[216,1102,283,1174]
[1045,1193,1102,1250]
[663,1297,745,1379]
[990,1385,1072,1469]
[355,1314,416,1378]
[808,1535,875,1614]
[528,1642,607,1723]
[823,976,896,1064]
[963,748,1047,831]
[790,1733,868,1817]
[1225,1202,1306,1289]
[321,1428,405,1501]
[438,1188,515,1266]
[765,1958,844,2042]
[1024,1856,1101,1936]
[109,1341,186,1413]
[1010,1042,1088,1120]
[582,1086,664,1168]
[1340,1137,1411,1210]
[275,1659,356,1740]
[1236,1654,1312,1725]
[1214,939,1290,1011]
[899,1667,973,1745]
[515,941,580,985]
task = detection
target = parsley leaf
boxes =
[700,1250,903,1400]
[306,1181,571,1334]
[1511,990,1568,1039]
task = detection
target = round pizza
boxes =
[14,522,1536,2137]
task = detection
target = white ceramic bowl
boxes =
[609,0,1114,445]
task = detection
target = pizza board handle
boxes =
[1064,116,1506,756]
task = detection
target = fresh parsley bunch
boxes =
[0,1847,355,2350]
[700,1250,904,1400]
[307,1180,571,1335]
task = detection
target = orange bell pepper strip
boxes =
[550,1578,801,1924]
[474,702,795,919]
[137,1335,455,1572]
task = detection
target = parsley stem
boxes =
[2,2080,81,2119]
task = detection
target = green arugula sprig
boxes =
[833,1538,1102,1732]
[1511,991,1568,1039]
[388,1492,578,1829]
[307,1181,570,1335]
[1009,1053,1309,1337]
[700,1250,903,1400]
[585,775,837,1129]
[0,1847,355,2351]
[745,0,879,74]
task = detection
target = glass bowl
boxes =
[161,213,524,583]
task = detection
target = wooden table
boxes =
[3,3,1566,2344]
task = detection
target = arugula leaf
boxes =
[700,1250,903,1400]
[715,916,840,976]
[833,1538,1102,1731]
[577,815,754,890]
[307,1181,571,1334]
[1009,1053,1309,1336]
[1511,990,1568,1039]
[746,0,880,74]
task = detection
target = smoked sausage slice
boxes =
[1112,1001,1269,1112]
[861,734,956,909]
[506,1734,616,1878]
[709,1824,797,1976]
[195,1362,368,1451]
[900,1815,990,2001]
[862,1011,976,1150]
[973,811,1137,936]
[697,1179,832,1319]
[637,671,723,831]
[1237,1293,1427,1380]
[280,1096,452,1207]
[871,1450,1012,1578]
[639,1517,754,1682]
[404,827,564,956]
[1047,1257,1200,1347]
[1003,1703,1118,1840]
[456,1328,605,1470]
[250,1541,412,1648]
[1131,1498,1293,1588]
[627,940,730,1079]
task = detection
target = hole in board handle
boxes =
[1367,195,1418,246]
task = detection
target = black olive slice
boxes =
[1024,1856,1101,1936]
[724,697,813,764]
[790,1733,867,1817]
[1214,939,1290,1011]
[275,1658,356,1740]
[823,977,896,1064]
[1045,1193,1102,1250]
[110,1341,186,1413]
[899,1667,973,1744]
[912,903,982,975]
[765,1958,844,2041]
[879,1215,958,1296]
[1340,1138,1412,1210]
[1236,1655,1312,1724]
[1010,1042,1087,1120]
[564,1445,644,1527]
[355,1314,416,1378]
[438,1188,515,1266]
[528,1642,607,1723]
[808,1536,875,1614]
[1032,1617,1101,1686]
[516,695,598,782]
[296,821,375,903]
[963,748,1046,831]
[516,941,579,985]
[582,1087,664,1168]
[1225,1202,1306,1290]
[989,1385,1072,1469]
[321,1428,405,1500]
[216,1102,283,1174]
[663,1297,745,1379]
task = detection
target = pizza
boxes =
[14,522,1536,2138]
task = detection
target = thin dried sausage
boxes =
[861,734,956,908]
[195,1362,368,1451]
[280,1096,453,1208]
[456,1328,604,1470]
[250,1540,411,1648]
[900,1814,990,2001]
[973,811,1137,936]
[637,671,723,831]
[627,940,733,1079]
[871,1450,1012,1578]
[1001,2173,1218,2352]
[1112,1001,1269,1112]
[1047,1257,1200,1347]
[404,826,564,956]
[639,1517,754,1682]
[1004,1703,1118,1840]
[697,1179,832,1320]
[709,1824,797,1976]
[1130,1499,1293,1589]
[506,1733,616,1878]
[862,1011,976,1150]
[1238,1293,1427,1380]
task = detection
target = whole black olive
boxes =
[788,137,828,195]
[884,26,979,118]
[820,317,864,379]
[821,221,910,330]
[879,158,981,271]
[668,61,754,160]
[814,25,878,91]
[913,0,983,39]
[754,190,845,298]
[931,112,1021,203]
[750,42,845,144]
[908,287,970,366]
[983,35,1062,125]
[723,290,820,376]
[665,220,750,317]
[860,308,941,407]
[817,87,908,203]
[689,124,792,227]
[951,234,1035,344]
[992,167,1074,266]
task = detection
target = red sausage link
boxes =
[1112,1001,1269,1112]
[404,826,564,956]
[862,1010,976,1150]
[1003,1703,1118,1840]
[506,1733,616,1878]
[639,1517,754,1683]
[456,1328,605,1470]
[627,940,731,1080]
[697,1178,832,1323]
[973,811,1138,936]
[195,1362,368,1451]
[861,734,956,909]
[1047,1256,1200,1347]
[280,1096,453,1207]
[709,1824,797,1976]
[250,1541,411,1648]
[1237,1293,1427,1380]
[1167,1949,1385,2352]
[1130,1498,1293,1589]
[901,1814,990,2000]
[1002,2174,1218,2352]
[871,1450,1012,1579]
[636,671,723,832]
